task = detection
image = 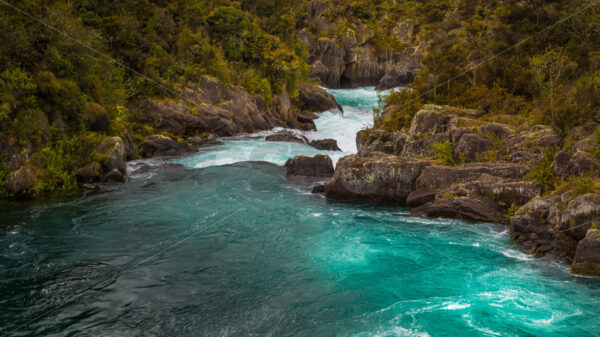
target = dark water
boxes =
[1,88,600,336]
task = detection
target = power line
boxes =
[0,0,203,109]
[396,0,600,109]
[1,209,246,337]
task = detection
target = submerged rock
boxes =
[309,139,341,151]
[265,133,308,144]
[284,155,334,178]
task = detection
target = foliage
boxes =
[432,140,457,166]
[527,151,557,193]
[374,89,422,132]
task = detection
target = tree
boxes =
[530,48,576,124]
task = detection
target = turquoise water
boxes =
[1,88,600,336]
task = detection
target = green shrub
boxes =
[528,151,556,193]
[432,140,457,166]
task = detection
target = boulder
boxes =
[5,166,36,195]
[554,150,598,179]
[296,83,343,113]
[572,229,600,275]
[406,190,437,208]
[100,169,125,183]
[284,155,334,178]
[309,139,341,151]
[76,162,103,183]
[139,135,197,158]
[86,102,109,133]
[324,154,431,205]
[412,196,507,224]
[510,196,579,258]
[408,108,450,136]
[312,184,326,194]
[96,137,126,175]
[357,130,405,156]
[453,133,492,162]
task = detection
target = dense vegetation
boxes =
[374,0,600,195]
[2,0,600,198]
[0,0,312,196]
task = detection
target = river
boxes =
[1,88,599,336]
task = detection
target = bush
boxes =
[432,140,457,166]
[374,89,422,132]
[528,151,556,193]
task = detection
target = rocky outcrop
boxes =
[554,150,598,179]
[300,1,422,89]
[139,135,198,158]
[416,163,530,191]
[295,83,343,113]
[510,193,600,274]
[5,166,36,195]
[96,137,126,175]
[572,229,600,275]
[324,154,431,205]
[412,195,506,224]
[284,155,334,178]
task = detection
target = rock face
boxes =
[325,154,431,205]
[284,155,334,178]
[96,137,126,175]
[131,77,340,138]
[412,196,506,224]
[295,83,343,113]
[5,166,36,195]
[572,229,600,275]
[139,135,198,158]
[300,2,422,89]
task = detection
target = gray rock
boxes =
[572,229,600,275]
[453,133,492,162]
[96,137,126,175]
[406,190,437,208]
[77,162,103,183]
[559,193,600,241]
[412,196,507,224]
[139,135,198,158]
[296,83,343,113]
[309,139,341,151]
[325,154,431,205]
[5,166,35,195]
[284,155,334,178]
[100,169,125,183]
